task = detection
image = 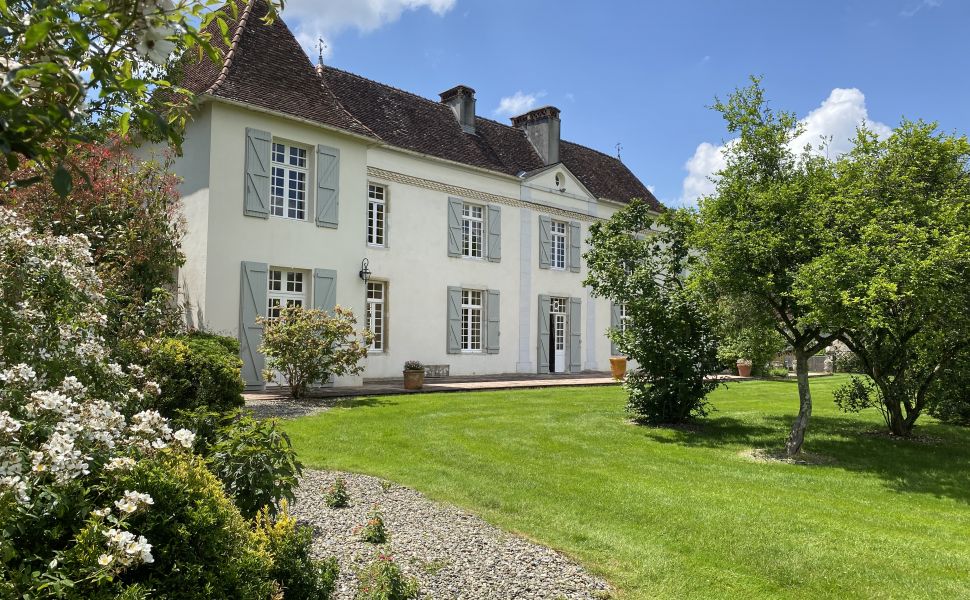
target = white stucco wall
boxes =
[177,100,634,386]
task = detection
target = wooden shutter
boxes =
[537,294,550,373]
[486,289,500,354]
[538,215,552,269]
[313,269,337,313]
[487,204,501,262]
[569,221,581,273]
[316,144,340,228]
[447,197,462,257]
[244,128,271,218]
[239,261,268,390]
[446,286,462,354]
[569,297,582,373]
[610,302,622,356]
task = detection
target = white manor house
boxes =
[167,0,662,390]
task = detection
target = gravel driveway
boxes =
[292,470,613,600]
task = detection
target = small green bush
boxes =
[325,477,350,508]
[357,508,388,544]
[145,332,244,416]
[256,503,339,600]
[177,409,303,519]
[928,353,970,426]
[355,554,418,600]
[106,452,275,600]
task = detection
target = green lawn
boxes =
[283,377,970,599]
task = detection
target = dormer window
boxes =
[554,173,563,188]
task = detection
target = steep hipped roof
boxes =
[179,0,661,209]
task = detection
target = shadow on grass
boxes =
[640,413,970,504]
[331,396,397,409]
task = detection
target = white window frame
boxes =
[619,303,629,334]
[270,142,308,221]
[551,220,567,270]
[267,268,307,319]
[460,289,483,352]
[366,281,386,352]
[367,184,387,247]
[461,202,485,259]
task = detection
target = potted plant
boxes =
[609,355,627,380]
[403,360,424,390]
[736,358,753,377]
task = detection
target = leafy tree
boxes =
[0,0,277,192]
[795,121,970,436]
[259,305,372,399]
[692,78,839,455]
[584,200,721,424]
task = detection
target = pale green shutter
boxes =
[316,144,340,228]
[610,302,622,356]
[447,287,462,354]
[486,289,500,354]
[569,297,582,373]
[313,269,337,313]
[244,128,271,218]
[487,204,501,262]
[538,215,552,269]
[537,294,550,373]
[569,221,581,273]
[239,261,268,390]
[447,198,462,257]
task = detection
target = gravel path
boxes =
[292,470,613,600]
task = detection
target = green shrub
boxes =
[325,477,350,509]
[928,354,970,426]
[106,452,274,600]
[144,332,244,416]
[256,503,339,600]
[355,554,418,600]
[357,508,388,544]
[179,409,303,519]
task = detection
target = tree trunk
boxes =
[785,349,812,456]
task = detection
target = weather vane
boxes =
[615,142,623,161]
[316,37,327,66]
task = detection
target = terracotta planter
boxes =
[736,361,753,378]
[609,356,628,380]
[403,369,424,390]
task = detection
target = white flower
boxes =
[105,457,135,472]
[0,412,22,435]
[93,507,111,517]
[135,23,176,65]
[115,490,153,514]
[143,381,161,396]
[60,376,86,395]
[97,553,113,566]
[0,363,36,383]
[172,429,195,449]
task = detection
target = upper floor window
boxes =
[619,303,629,333]
[366,281,386,352]
[267,268,306,319]
[367,184,386,246]
[270,142,308,220]
[461,289,483,352]
[461,203,484,258]
[551,220,567,270]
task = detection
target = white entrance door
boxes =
[551,297,567,374]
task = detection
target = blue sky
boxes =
[281,0,969,207]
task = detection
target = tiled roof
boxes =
[179,0,661,209]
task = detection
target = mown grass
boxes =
[283,376,970,599]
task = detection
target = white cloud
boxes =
[286,0,457,59]
[493,91,545,117]
[901,0,942,18]
[678,88,891,206]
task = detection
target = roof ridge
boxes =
[325,65,461,116]
[560,137,625,164]
[204,0,256,96]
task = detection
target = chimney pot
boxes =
[512,106,561,165]
[440,85,477,134]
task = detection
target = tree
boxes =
[259,306,372,398]
[0,0,278,192]
[584,200,722,424]
[692,78,838,455]
[795,121,970,436]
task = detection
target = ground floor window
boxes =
[619,303,628,333]
[461,289,483,352]
[366,281,386,351]
[267,268,306,319]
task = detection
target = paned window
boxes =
[461,289,483,351]
[619,303,629,333]
[366,282,386,351]
[367,184,386,246]
[270,142,307,220]
[267,268,306,319]
[551,220,567,270]
[461,203,484,258]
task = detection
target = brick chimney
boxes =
[439,85,477,134]
[512,106,561,166]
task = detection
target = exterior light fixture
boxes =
[358,258,371,283]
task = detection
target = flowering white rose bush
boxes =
[0,207,199,597]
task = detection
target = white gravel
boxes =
[292,470,613,600]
